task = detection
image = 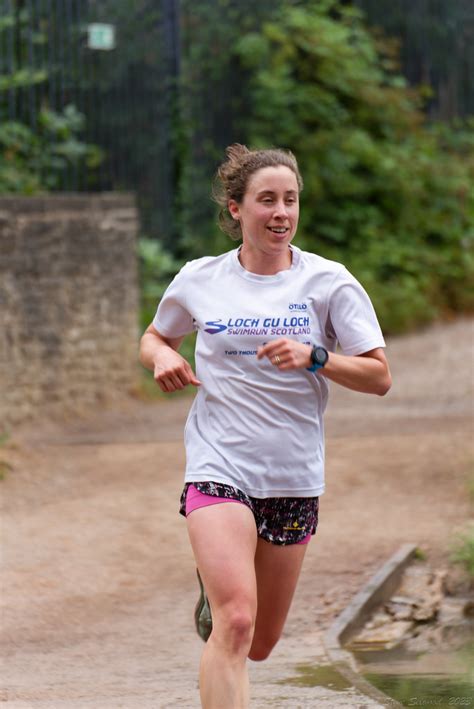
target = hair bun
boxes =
[225,143,250,165]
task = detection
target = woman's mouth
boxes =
[267,226,289,235]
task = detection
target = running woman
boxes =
[139,144,391,709]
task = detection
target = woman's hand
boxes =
[139,325,201,393]
[153,348,201,393]
[257,339,312,370]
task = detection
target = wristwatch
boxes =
[307,345,329,372]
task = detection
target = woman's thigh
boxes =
[186,502,259,618]
[249,538,308,660]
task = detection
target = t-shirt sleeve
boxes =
[152,267,195,338]
[327,268,385,356]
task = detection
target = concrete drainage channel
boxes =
[323,543,418,708]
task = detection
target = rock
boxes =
[396,566,446,621]
[348,563,473,656]
[438,597,471,624]
[463,599,474,617]
[385,595,417,620]
[348,620,414,650]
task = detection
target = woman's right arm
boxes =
[139,324,201,393]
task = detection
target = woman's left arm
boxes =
[257,340,391,396]
[321,347,391,396]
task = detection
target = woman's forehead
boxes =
[247,165,298,194]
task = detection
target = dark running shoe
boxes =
[194,569,212,642]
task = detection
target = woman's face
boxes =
[228,165,300,260]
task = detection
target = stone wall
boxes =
[0,194,139,428]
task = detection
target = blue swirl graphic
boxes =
[204,319,227,334]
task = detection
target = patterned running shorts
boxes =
[179,480,319,546]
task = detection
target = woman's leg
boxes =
[186,501,258,709]
[248,538,308,661]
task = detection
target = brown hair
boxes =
[212,143,303,240]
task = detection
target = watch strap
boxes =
[307,361,323,372]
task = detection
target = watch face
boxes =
[313,346,328,366]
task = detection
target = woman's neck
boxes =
[238,245,292,276]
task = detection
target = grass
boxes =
[447,469,474,580]
[0,431,12,481]
[450,524,474,580]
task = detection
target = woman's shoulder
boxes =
[178,249,236,278]
[295,246,346,276]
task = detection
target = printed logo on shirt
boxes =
[204,315,311,337]
[288,303,308,310]
[204,319,228,334]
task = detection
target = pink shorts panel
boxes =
[185,483,245,516]
[185,485,311,545]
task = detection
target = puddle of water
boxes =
[278,663,354,691]
[354,640,474,708]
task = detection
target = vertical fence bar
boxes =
[65,0,78,189]
[82,0,91,189]
[0,0,6,119]
[72,0,83,188]
[25,0,36,128]
[46,0,56,111]
[6,0,16,119]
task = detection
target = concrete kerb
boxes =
[323,542,419,708]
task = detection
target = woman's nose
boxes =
[273,201,288,218]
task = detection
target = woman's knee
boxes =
[213,603,255,654]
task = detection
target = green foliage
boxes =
[451,525,474,579]
[0,68,47,91]
[235,1,474,333]
[138,238,185,331]
[138,237,196,395]
[0,3,48,92]
[0,3,104,195]
[0,105,104,194]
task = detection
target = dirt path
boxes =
[1,318,473,708]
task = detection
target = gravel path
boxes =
[1,317,472,708]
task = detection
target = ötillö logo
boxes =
[204,320,227,334]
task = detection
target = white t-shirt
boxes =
[153,245,385,498]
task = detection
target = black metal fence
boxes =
[0,0,180,242]
[355,0,474,120]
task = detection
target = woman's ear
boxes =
[228,199,240,221]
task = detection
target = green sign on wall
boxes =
[87,24,116,51]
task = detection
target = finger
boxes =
[183,364,202,387]
[156,376,174,393]
[257,342,279,359]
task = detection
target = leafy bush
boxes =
[0,105,104,194]
[235,1,474,333]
